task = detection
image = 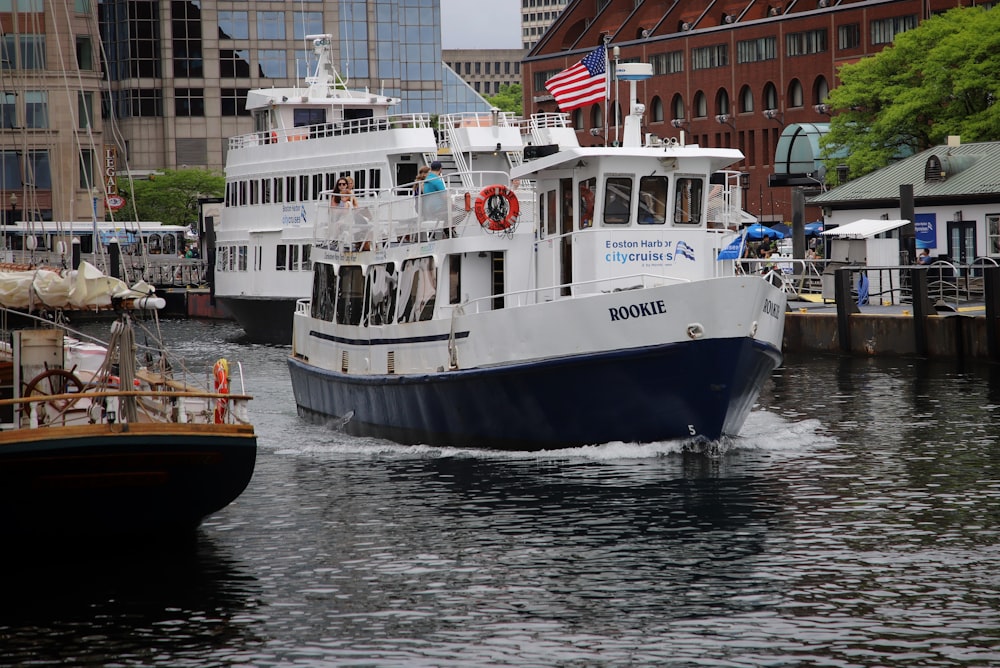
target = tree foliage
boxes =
[116,168,225,227]
[487,83,523,115]
[820,6,1000,180]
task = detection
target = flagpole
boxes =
[603,36,611,147]
[612,45,620,147]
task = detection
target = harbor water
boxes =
[2,319,999,667]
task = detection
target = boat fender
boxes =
[213,358,229,424]
[464,191,471,212]
[474,184,519,233]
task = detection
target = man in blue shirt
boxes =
[421,161,447,219]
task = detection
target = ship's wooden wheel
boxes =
[22,368,85,424]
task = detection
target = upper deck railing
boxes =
[228,113,434,150]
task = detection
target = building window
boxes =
[694,91,707,118]
[78,92,94,130]
[871,15,918,45]
[788,80,803,107]
[762,83,778,110]
[175,88,204,117]
[1,92,16,129]
[24,91,47,128]
[76,36,94,70]
[259,49,287,78]
[650,50,684,75]
[172,0,203,77]
[221,49,252,78]
[218,11,249,40]
[786,29,827,56]
[27,150,51,189]
[651,96,663,123]
[221,88,250,116]
[737,36,776,64]
[988,214,1000,256]
[738,85,754,113]
[130,89,163,117]
[79,148,95,189]
[691,44,728,70]
[257,11,286,39]
[838,24,860,50]
[293,12,323,39]
[10,35,46,70]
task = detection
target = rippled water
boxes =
[2,319,1000,667]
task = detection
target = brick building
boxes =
[521,0,988,223]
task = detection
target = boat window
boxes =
[673,176,705,225]
[250,179,258,205]
[162,233,177,255]
[238,181,247,206]
[603,176,632,225]
[365,262,397,326]
[293,108,325,127]
[311,263,337,322]
[299,174,310,201]
[336,265,365,326]
[276,244,287,271]
[312,174,323,201]
[302,244,311,271]
[448,254,461,304]
[286,176,297,202]
[216,246,229,272]
[545,190,557,237]
[638,176,667,225]
[262,178,272,204]
[238,245,248,270]
[290,245,300,271]
[579,177,596,229]
[397,257,437,323]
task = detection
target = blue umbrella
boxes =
[804,221,825,236]
[745,223,784,240]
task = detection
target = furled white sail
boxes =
[0,261,156,309]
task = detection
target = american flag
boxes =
[544,45,608,112]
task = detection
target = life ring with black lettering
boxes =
[213,358,229,424]
[474,184,519,233]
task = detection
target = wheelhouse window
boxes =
[311,263,336,321]
[579,178,596,229]
[397,257,436,323]
[336,265,365,326]
[638,176,667,225]
[365,262,398,326]
[602,176,632,225]
[673,177,705,225]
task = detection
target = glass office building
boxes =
[98,0,493,172]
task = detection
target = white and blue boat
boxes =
[287,93,786,449]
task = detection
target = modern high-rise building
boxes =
[0,0,490,223]
[521,0,569,49]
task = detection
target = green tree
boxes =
[820,6,1000,180]
[487,83,523,115]
[117,168,224,227]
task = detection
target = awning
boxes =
[821,219,909,239]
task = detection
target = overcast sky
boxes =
[440,0,522,50]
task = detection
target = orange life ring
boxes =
[213,358,229,424]
[474,184,519,232]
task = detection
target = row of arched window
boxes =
[564,76,830,128]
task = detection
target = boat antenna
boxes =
[612,43,620,147]
[602,34,612,147]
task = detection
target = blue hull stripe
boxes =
[309,329,470,346]
[288,338,781,450]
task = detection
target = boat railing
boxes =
[228,113,433,150]
[0,388,253,430]
[314,171,520,250]
[453,272,692,314]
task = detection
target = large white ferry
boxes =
[286,85,787,449]
[216,35,525,343]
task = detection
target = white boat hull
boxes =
[289,275,785,448]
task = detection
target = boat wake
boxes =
[272,408,834,461]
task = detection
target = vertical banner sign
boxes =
[104,145,126,211]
